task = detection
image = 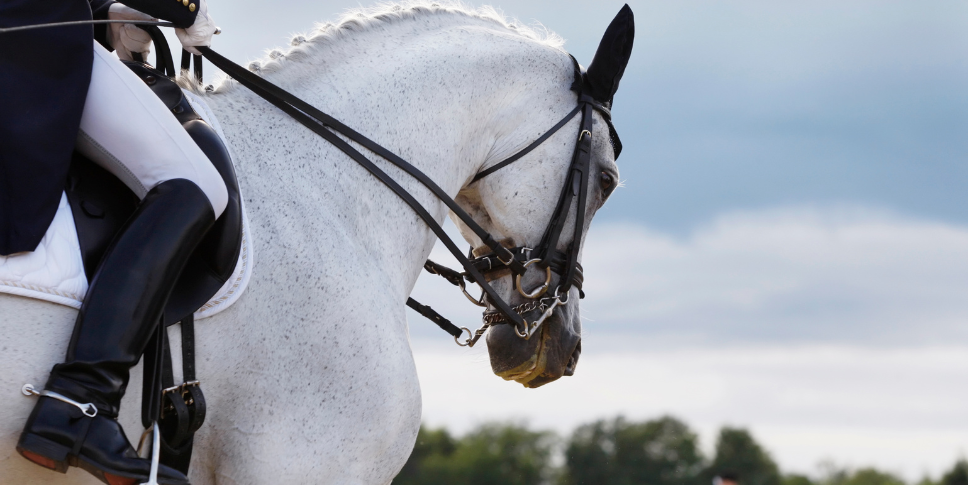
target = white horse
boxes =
[0,2,631,483]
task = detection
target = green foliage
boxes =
[839,468,906,485]
[394,419,968,485]
[560,415,705,485]
[394,425,457,485]
[784,474,817,485]
[816,463,905,485]
[941,459,968,485]
[394,423,555,485]
[704,427,781,485]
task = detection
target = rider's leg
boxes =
[75,42,228,215]
[17,42,227,485]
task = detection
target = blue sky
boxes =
[193,0,968,478]
[606,1,968,232]
[206,0,968,232]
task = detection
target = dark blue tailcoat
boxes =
[0,0,197,255]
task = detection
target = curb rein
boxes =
[196,47,619,347]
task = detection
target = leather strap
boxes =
[136,25,176,78]
[180,49,203,84]
[196,47,524,275]
[469,247,584,291]
[196,46,530,331]
[180,315,196,382]
[471,106,581,182]
[405,298,464,338]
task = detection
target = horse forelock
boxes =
[188,0,567,94]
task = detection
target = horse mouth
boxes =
[489,324,581,388]
[563,340,581,376]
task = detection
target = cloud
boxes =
[410,206,968,346]
[411,341,968,481]
[581,206,968,346]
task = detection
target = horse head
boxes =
[453,5,634,388]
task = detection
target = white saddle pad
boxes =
[0,91,253,320]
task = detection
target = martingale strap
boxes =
[196,46,530,330]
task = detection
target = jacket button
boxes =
[173,105,184,114]
[144,75,156,85]
[189,3,196,11]
[182,0,188,6]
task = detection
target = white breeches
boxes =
[74,41,228,218]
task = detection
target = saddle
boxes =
[65,59,242,474]
[67,60,243,327]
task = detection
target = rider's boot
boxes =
[17,179,215,485]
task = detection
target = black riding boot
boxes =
[18,179,215,485]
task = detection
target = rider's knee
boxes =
[194,167,229,218]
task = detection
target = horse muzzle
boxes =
[485,297,581,388]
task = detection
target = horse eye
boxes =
[601,172,614,194]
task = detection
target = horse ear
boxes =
[584,4,635,106]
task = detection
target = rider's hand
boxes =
[108,4,154,62]
[175,0,216,56]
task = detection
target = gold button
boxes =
[189,3,195,11]
[182,0,188,6]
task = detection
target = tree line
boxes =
[393,416,968,485]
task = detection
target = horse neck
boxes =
[205,16,570,304]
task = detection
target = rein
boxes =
[1,18,617,347]
[193,45,615,346]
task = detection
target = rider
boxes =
[1,0,224,483]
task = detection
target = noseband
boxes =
[197,47,620,346]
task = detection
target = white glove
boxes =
[175,0,216,56]
[108,4,154,62]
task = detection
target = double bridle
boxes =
[196,47,621,347]
[0,18,623,347]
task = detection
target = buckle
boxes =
[161,380,200,418]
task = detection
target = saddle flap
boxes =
[64,61,244,326]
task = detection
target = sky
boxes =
[187,0,968,480]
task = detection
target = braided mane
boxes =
[196,1,566,93]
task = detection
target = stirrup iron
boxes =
[136,421,163,485]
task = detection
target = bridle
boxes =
[194,47,622,347]
[0,18,622,348]
[452,56,622,344]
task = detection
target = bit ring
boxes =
[515,259,552,299]
[454,327,473,347]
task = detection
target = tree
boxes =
[816,463,905,485]
[783,474,816,485]
[941,459,968,485]
[395,422,556,485]
[841,468,905,485]
[561,416,705,485]
[393,425,457,485]
[444,423,556,485]
[704,427,781,485]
